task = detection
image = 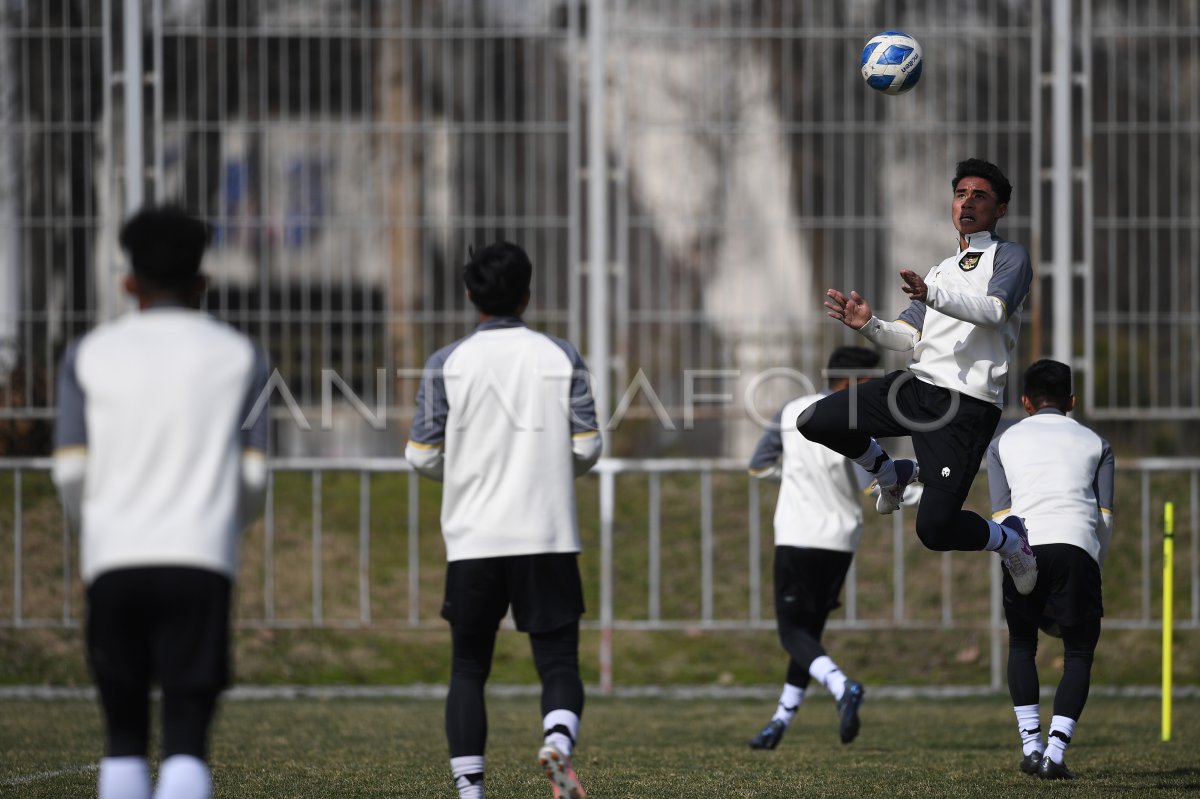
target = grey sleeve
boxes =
[240,344,270,452]
[987,242,1034,316]
[409,347,454,445]
[548,335,599,434]
[896,300,926,333]
[985,436,1011,515]
[1094,438,1116,511]
[54,340,87,449]
[748,409,784,472]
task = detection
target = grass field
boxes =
[1,694,1197,798]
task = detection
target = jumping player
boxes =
[798,158,1038,594]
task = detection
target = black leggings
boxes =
[778,611,829,690]
[798,376,995,552]
[1007,613,1101,720]
[446,622,584,757]
[100,684,219,759]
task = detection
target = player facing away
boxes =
[405,242,602,799]
[986,360,1115,780]
[747,346,905,750]
[52,206,269,799]
[799,158,1039,593]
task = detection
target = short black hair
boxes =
[826,346,881,372]
[463,241,533,316]
[952,158,1013,205]
[118,205,211,290]
[1022,359,1073,409]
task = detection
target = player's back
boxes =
[65,307,261,580]
[774,393,864,552]
[996,412,1105,555]
[436,323,584,560]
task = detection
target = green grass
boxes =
[1,695,1198,798]
[0,465,1196,687]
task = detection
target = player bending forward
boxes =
[987,359,1115,780]
[747,346,900,751]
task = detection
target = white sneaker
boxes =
[1000,515,1038,595]
[538,743,585,799]
[874,460,919,514]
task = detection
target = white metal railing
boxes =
[1,456,1196,692]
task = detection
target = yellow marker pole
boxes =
[1162,502,1174,743]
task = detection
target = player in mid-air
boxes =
[52,206,269,799]
[405,242,602,799]
[798,158,1038,593]
[746,346,912,751]
[987,360,1115,780]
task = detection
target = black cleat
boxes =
[1038,756,1076,780]
[749,719,787,750]
[836,680,865,744]
[1019,751,1043,775]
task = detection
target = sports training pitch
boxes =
[1,693,1196,798]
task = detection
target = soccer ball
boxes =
[860,31,923,95]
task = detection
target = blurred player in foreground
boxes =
[405,242,602,799]
[987,359,1114,780]
[800,158,1039,594]
[53,206,269,799]
[747,346,913,750]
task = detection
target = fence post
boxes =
[599,467,615,695]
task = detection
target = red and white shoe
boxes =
[873,460,919,514]
[538,743,585,799]
[1000,515,1038,595]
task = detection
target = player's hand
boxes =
[900,269,928,302]
[824,289,872,330]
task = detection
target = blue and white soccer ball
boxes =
[860,31,923,95]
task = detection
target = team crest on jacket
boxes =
[958,252,982,271]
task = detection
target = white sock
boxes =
[1013,704,1043,756]
[809,656,848,701]
[99,756,151,799]
[987,519,1024,554]
[771,683,805,726]
[1045,715,1077,764]
[852,440,896,487]
[153,755,211,799]
[451,755,485,799]
[542,709,580,756]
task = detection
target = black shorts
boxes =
[1004,543,1103,629]
[773,546,854,620]
[86,566,233,693]
[834,370,1002,503]
[442,553,585,634]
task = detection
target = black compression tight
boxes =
[446,622,583,757]
[1007,615,1101,720]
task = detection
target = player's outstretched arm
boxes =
[824,289,872,329]
[828,287,920,352]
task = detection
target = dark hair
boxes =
[118,205,211,290]
[826,346,881,372]
[463,241,533,316]
[1022,359,1073,409]
[952,158,1013,205]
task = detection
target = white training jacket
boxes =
[52,306,269,583]
[857,230,1033,408]
[749,392,870,553]
[404,318,602,562]
[986,408,1116,566]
